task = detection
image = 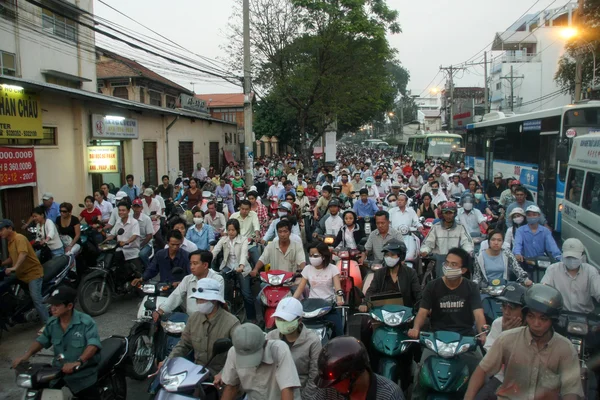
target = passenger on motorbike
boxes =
[55,202,81,257]
[498,179,519,208]
[504,207,526,250]
[473,187,494,217]
[314,199,344,238]
[389,193,423,234]
[248,190,270,236]
[513,205,561,263]
[456,194,488,237]
[472,230,532,287]
[361,211,404,263]
[32,206,64,259]
[215,178,235,215]
[506,187,548,228]
[305,180,319,198]
[167,218,198,253]
[365,177,380,201]
[105,192,131,230]
[465,284,584,400]
[186,210,215,251]
[429,181,447,207]
[409,248,487,400]
[541,238,600,313]
[417,193,436,219]
[295,186,311,213]
[264,202,302,242]
[79,196,102,226]
[205,201,227,235]
[12,286,102,399]
[266,297,322,399]
[334,210,365,250]
[313,336,404,400]
[315,185,333,219]
[353,188,379,219]
[131,199,154,267]
[93,190,113,224]
[294,242,345,337]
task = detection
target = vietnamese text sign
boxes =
[91,114,138,139]
[0,85,43,139]
[523,120,541,132]
[88,146,119,173]
[0,147,37,189]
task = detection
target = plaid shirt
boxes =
[253,202,270,236]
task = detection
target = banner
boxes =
[0,147,37,189]
[0,85,43,139]
[91,114,138,139]
[88,146,119,173]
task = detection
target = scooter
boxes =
[154,338,232,400]
[334,247,364,304]
[260,269,297,330]
[480,278,508,326]
[302,298,335,345]
[14,336,129,400]
[397,225,421,270]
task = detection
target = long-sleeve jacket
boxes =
[420,220,474,255]
[472,248,529,285]
[211,235,250,274]
[333,225,366,249]
[364,264,422,309]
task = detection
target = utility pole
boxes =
[500,66,524,111]
[574,0,585,102]
[243,0,253,184]
[484,51,489,113]
[439,65,465,132]
[399,96,404,139]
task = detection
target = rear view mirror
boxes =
[212,338,232,356]
[78,204,85,208]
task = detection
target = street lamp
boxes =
[560,27,578,40]
[561,27,597,95]
[429,87,440,95]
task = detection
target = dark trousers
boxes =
[475,377,501,400]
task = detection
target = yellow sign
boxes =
[0,85,43,139]
[87,146,119,173]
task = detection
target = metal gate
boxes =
[178,141,194,178]
[209,142,220,172]
[143,141,158,186]
[2,187,34,233]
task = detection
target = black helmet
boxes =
[496,282,526,306]
[523,284,563,319]
[316,337,370,388]
[381,239,407,260]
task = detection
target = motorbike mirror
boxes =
[117,228,125,235]
[419,216,425,222]
[212,338,233,356]
[78,203,85,208]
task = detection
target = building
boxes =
[195,93,245,159]
[416,94,442,132]
[441,87,486,132]
[489,2,575,113]
[0,0,236,226]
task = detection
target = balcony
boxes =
[499,53,540,63]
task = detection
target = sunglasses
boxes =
[60,209,69,213]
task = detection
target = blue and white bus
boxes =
[465,103,600,231]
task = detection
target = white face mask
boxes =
[563,257,582,270]
[463,202,473,211]
[309,256,323,267]
[443,265,463,279]
[513,216,524,225]
[193,218,203,225]
[384,256,400,268]
[278,211,287,218]
[196,301,215,314]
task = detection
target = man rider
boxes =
[365,177,380,201]
[252,220,306,276]
[447,174,466,197]
[264,202,302,242]
[420,175,436,195]
[314,199,344,237]
[361,211,404,262]
[429,181,447,206]
[409,169,424,191]
[456,193,488,237]
[409,248,487,400]
[120,174,140,201]
[419,202,474,278]
[340,172,353,196]
[464,284,583,400]
[506,186,547,227]
[389,193,423,234]
[106,202,143,275]
[541,238,600,313]
[513,205,561,264]
[486,172,506,200]
[353,188,379,218]
[192,162,207,183]
[131,198,154,268]
[12,286,102,399]
[205,201,227,235]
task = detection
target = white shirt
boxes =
[380,179,392,194]
[164,238,198,253]
[155,194,166,211]
[409,175,423,190]
[94,200,113,222]
[324,214,343,236]
[541,262,600,313]
[37,219,63,250]
[160,270,225,315]
[430,191,448,206]
[302,264,339,301]
[366,185,379,201]
[389,207,421,231]
[447,182,466,197]
[142,198,162,234]
[111,216,140,260]
[484,317,505,382]
[133,212,153,240]
[457,208,486,235]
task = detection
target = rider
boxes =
[464,284,583,400]
[334,210,365,249]
[205,201,227,235]
[12,286,102,399]
[447,174,466,198]
[314,199,344,237]
[353,188,379,218]
[247,190,269,236]
[131,198,154,267]
[362,210,404,262]
[498,179,520,208]
[365,177,380,201]
[167,218,198,253]
[229,200,260,240]
[252,220,306,276]
[429,181,447,206]
[315,185,333,219]
[409,247,487,400]
[485,172,506,200]
[186,209,216,251]
[504,207,526,249]
[409,169,424,191]
[506,186,547,227]
[106,201,143,275]
[389,193,423,234]
[541,238,600,313]
[456,193,488,237]
[513,205,561,264]
[313,336,404,400]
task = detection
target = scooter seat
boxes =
[97,337,126,377]
[42,256,69,283]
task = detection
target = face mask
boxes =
[297,192,304,197]
[275,318,299,335]
[513,216,524,225]
[384,256,400,268]
[463,203,473,211]
[278,211,287,218]
[443,265,463,280]
[527,217,540,225]
[193,218,204,225]
[432,188,438,193]
[563,257,582,270]
[474,193,484,200]
[309,256,323,266]
[196,301,215,314]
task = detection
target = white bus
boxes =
[465,103,600,231]
[406,132,462,162]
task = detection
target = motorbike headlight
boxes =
[382,310,406,327]
[268,274,284,286]
[537,261,551,268]
[160,321,186,334]
[457,343,471,355]
[143,284,156,294]
[16,373,32,388]
[424,338,435,352]
[567,322,589,336]
[488,285,505,296]
[324,236,334,245]
[338,251,349,259]
[160,370,187,392]
[399,225,410,235]
[370,263,383,271]
[370,312,382,322]
[436,340,458,358]
[405,262,413,269]
[303,306,331,319]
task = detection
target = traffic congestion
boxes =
[1,141,599,400]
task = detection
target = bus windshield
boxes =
[427,137,462,159]
[564,107,600,130]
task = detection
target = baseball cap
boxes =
[132,198,143,207]
[509,207,525,217]
[143,188,154,197]
[525,205,541,214]
[0,219,13,229]
[391,182,401,188]
[189,278,225,303]
[272,297,303,321]
[278,202,292,212]
[115,191,128,201]
[328,199,341,207]
[42,192,53,200]
[46,286,77,305]
[297,186,304,192]
[494,172,503,179]
[562,238,585,259]
[232,323,266,368]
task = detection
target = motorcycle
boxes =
[77,229,143,316]
[259,269,297,330]
[397,224,421,270]
[479,279,508,326]
[234,187,246,209]
[333,248,364,308]
[420,217,434,238]
[154,338,232,400]
[523,255,555,283]
[14,335,129,400]
[302,298,336,344]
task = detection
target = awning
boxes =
[223,150,236,165]
[41,69,92,83]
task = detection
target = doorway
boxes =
[179,141,194,178]
[1,187,34,233]
[143,141,158,186]
[209,142,220,171]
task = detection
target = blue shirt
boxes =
[142,248,190,281]
[279,188,296,200]
[474,199,488,214]
[506,200,546,227]
[43,201,60,222]
[186,224,215,251]
[120,184,140,201]
[353,198,379,217]
[513,224,561,260]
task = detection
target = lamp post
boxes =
[562,27,597,100]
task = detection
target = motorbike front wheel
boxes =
[128,329,156,380]
[78,276,113,316]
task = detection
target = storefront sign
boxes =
[179,94,209,114]
[87,146,119,173]
[0,85,43,139]
[0,147,37,189]
[91,114,138,139]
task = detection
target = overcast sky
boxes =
[93,0,564,97]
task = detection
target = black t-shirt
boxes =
[420,277,482,336]
[55,216,80,239]
[486,183,506,199]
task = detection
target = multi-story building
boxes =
[441,87,486,132]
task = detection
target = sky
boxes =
[93,0,566,97]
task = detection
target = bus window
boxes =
[582,171,600,215]
[415,139,423,153]
[566,168,585,205]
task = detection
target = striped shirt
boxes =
[313,372,404,400]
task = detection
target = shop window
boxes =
[0,127,57,146]
[143,142,158,186]
[45,75,80,89]
[0,50,16,76]
[149,90,162,107]
[112,86,129,100]
[166,95,177,108]
[566,167,585,205]
[42,5,77,42]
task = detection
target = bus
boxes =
[406,132,463,162]
[363,139,384,148]
[465,102,600,231]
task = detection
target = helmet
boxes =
[523,284,563,319]
[511,179,521,187]
[328,199,341,208]
[278,202,292,212]
[496,283,527,306]
[315,337,370,388]
[461,193,474,204]
[247,190,259,198]
[381,239,407,259]
[509,207,525,218]
[441,201,458,213]
[333,183,342,190]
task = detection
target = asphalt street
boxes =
[0,295,149,400]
